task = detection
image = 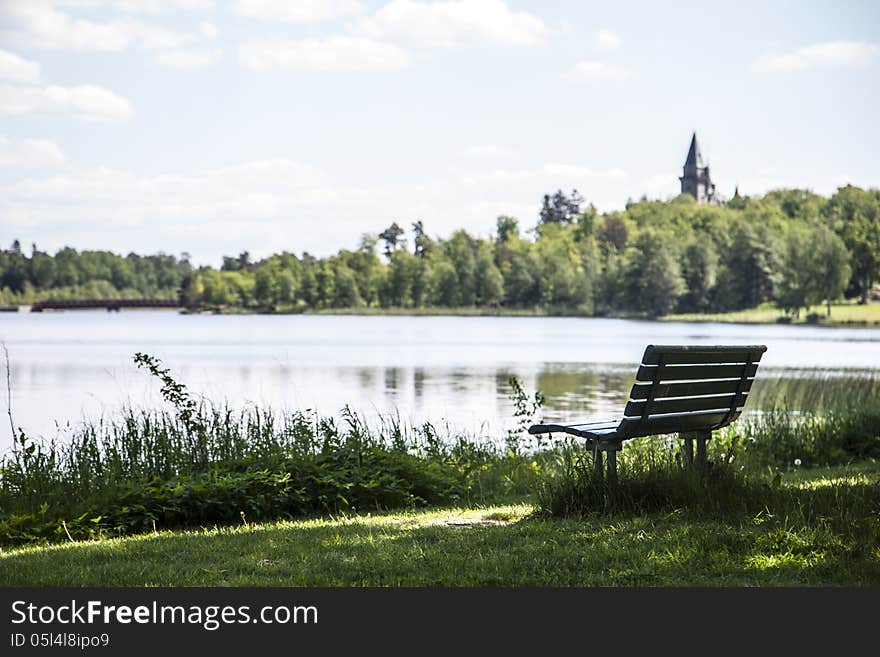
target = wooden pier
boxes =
[28,299,181,312]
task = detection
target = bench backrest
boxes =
[617,344,767,438]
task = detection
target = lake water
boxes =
[1,310,879,451]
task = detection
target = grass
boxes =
[306,306,554,317]
[665,300,880,326]
[2,461,878,586]
[0,404,541,546]
[196,299,880,326]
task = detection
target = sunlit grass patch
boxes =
[664,300,880,325]
[1,492,877,586]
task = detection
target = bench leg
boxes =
[592,444,603,477]
[680,433,694,467]
[696,430,710,471]
[605,447,617,483]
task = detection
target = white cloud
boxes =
[112,0,215,11]
[0,1,210,52]
[593,29,621,51]
[122,19,197,49]
[755,40,878,72]
[0,49,40,83]
[0,136,65,168]
[0,84,133,121]
[234,0,364,22]
[54,0,215,12]
[562,60,630,81]
[464,144,515,158]
[353,0,548,47]
[200,21,219,39]
[640,173,679,200]
[239,37,410,72]
[0,2,131,51]
[13,160,329,202]
[2,157,632,263]
[157,48,222,70]
[461,163,627,186]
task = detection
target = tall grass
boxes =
[0,403,546,546]
[536,440,880,549]
[537,370,880,521]
[749,368,880,412]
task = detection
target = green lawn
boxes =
[2,464,878,587]
[664,301,880,326]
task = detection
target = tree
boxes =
[814,225,851,316]
[596,215,629,252]
[428,254,459,307]
[178,271,202,308]
[775,226,817,318]
[496,216,519,243]
[715,222,781,310]
[412,221,431,257]
[539,189,583,225]
[534,223,591,310]
[332,263,363,308]
[776,224,850,317]
[384,249,418,307]
[474,242,504,306]
[622,230,684,316]
[764,188,826,221]
[379,222,405,258]
[823,185,880,303]
[679,239,718,312]
[445,231,477,306]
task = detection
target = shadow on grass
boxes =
[1,492,878,587]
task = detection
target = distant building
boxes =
[679,133,718,204]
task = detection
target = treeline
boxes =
[2,185,878,317]
[0,246,188,304]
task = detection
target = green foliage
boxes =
[822,185,880,302]
[776,224,850,317]
[1,185,874,316]
[622,229,684,316]
[679,238,718,312]
[536,441,880,554]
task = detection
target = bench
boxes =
[528,344,767,478]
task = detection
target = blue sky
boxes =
[1,0,878,265]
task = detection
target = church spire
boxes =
[683,132,704,171]
[679,132,717,204]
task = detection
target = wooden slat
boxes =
[617,410,742,438]
[529,420,618,435]
[641,344,766,365]
[529,422,620,438]
[636,362,759,382]
[629,378,755,400]
[624,392,748,418]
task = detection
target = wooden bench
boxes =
[528,344,767,477]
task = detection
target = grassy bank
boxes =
[665,301,880,326]
[186,300,880,326]
[3,461,879,586]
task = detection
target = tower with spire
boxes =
[679,132,718,204]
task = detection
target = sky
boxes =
[0,0,878,266]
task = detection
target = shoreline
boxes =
[5,303,879,328]
[210,304,880,327]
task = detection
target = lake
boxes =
[1,310,879,451]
